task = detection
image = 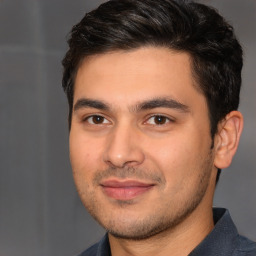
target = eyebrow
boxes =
[73,97,190,113]
[134,97,190,113]
[73,98,110,112]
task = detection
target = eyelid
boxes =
[83,114,111,124]
[144,114,175,125]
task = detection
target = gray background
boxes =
[0,0,255,255]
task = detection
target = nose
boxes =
[103,124,145,168]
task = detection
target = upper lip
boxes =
[100,179,155,188]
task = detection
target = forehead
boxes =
[74,47,205,108]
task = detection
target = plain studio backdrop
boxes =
[0,0,255,255]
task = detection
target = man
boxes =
[62,0,256,255]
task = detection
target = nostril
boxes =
[103,146,145,168]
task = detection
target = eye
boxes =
[146,115,172,125]
[85,115,110,125]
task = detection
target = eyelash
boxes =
[83,114,174,126]
[83,115,111,125]
[145,115,174,126]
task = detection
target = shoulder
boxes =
[234,235,256,256]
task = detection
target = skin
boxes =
[69,47,243,256]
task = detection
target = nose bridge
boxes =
[103,121,144,168]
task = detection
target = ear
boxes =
[214,111,243,169]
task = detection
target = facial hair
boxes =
[76,151,214,241]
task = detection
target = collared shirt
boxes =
[77,208,256,256]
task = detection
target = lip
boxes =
[100,179,155,200]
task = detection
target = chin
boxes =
[96,211,175,241]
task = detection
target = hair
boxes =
[62,0,243,183]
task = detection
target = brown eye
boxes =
[147,115,171,125]
[92,116,104,124]
[154,116,167,125]
[86,115,110,124]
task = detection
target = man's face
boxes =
[69,47,217,239]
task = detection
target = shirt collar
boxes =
[189,208,239,255]
[96,233,111,256]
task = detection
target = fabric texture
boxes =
[77,208,256,256]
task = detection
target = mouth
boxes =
[100,179,155,200]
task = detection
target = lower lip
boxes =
[101,186,153,200]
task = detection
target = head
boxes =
[62,0,243,240]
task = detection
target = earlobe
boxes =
[214,111,243,169]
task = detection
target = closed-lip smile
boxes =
[100,179,155,200]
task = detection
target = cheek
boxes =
[69,132,103,177]
[148,136,196,166]
[146,131,209,182]
[69,135,99,198]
